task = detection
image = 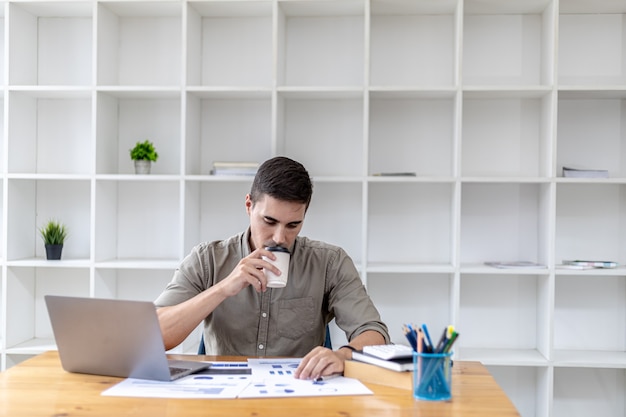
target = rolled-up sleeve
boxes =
[326,248,390,344]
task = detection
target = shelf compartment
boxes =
[8,91,92,175]
[459,273,551,357]
[185,92,272,175]
[553,367,625,417]
[94,268,173,302]
[487,365,550,417]
[460,183,550,265]
[8,2,93,86]
[96,91,181,175]
[7,179,91,261]
[369,93,455,177]
[368,183,454,265]
[367,272,453,346]
[183,180,252,255]
[461,93,554,178]
[277,0,365,87]
[300,182,363,265]
[5,267,89,351]
[554,275,625,355]
[557,96,626,178]
[463,0,555,86]
[97,1,182,86]
[369,0,457,87]
[95,180,181,262]
[559,4,626,86]
[277,93,364,177]
[555,184,626,263]
[186,1,273,87]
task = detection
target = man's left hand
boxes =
[294,346,345,380]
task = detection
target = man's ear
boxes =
[245,194,253,215]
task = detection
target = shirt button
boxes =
[262,312,267,318]
[259,344,264,350]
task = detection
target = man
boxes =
[155,156,389,380]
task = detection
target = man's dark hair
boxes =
[250,156,313,209]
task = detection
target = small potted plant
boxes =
[39,220,68,260]
[130,140,159,174]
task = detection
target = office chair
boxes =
[197,325,332,354]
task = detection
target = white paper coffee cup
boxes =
[263,246,290,288]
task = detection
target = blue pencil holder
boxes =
[412,351,453,401]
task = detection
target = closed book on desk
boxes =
[351,350,413,372]
[344,360,412,391]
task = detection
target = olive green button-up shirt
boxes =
[155,228,390,357]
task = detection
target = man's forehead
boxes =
[257,196,306,221]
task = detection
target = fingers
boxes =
[229,248,282,294]
[294,347,344,380]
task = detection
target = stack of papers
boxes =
[102,358,372,399]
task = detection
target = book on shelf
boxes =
[562,260,618,269]
[484,261,545,269]
[210,161,259,176]
[372,172,417,177]
[562,166,609,178]
[351,350,413,372]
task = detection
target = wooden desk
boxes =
[0,351,520,417]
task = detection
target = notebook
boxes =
[45,295,210,381]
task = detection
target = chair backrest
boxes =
[198,335,206,354]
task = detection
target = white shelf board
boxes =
[367,262,455,274]
[553,350,626,368]
[6,338,57,355]
[459,347,549,366]
[6,258,91,268]
[94,259,179,270]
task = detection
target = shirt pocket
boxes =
[277,297,315,340]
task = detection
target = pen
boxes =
[313,374,341,383]
[421,324,434,353]
[435,325,455,353]
[403,324,418,350]
[442,331,459,353]
[434,326,448,353]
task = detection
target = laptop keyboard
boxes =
[169,366,189,377]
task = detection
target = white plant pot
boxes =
[134,160,151,174]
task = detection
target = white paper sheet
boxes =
[102,373,252,399]
[102,359,373,399]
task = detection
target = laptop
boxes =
[45,295,210,381]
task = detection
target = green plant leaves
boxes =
[39,220,68,245]
[130,140,159,162]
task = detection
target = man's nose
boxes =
[273,227,287,246]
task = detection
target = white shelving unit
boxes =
[0,1,624,416]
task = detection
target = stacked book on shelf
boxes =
[562,166,609,178]
[484,261,545,269]
[210,161,259,176]
[560,260,618,270]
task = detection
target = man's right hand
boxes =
[216,248,281,296]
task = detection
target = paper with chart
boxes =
[101,372,253,399]
[238,358,372,398]
[102,359,372,399]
